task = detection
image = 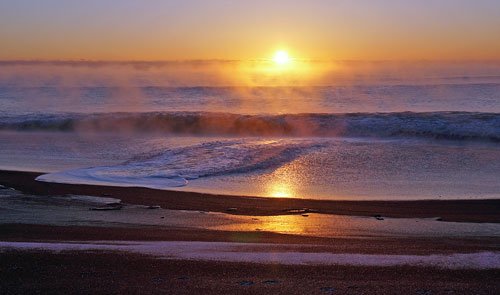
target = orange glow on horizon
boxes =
[2,1,500,61]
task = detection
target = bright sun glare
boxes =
[273,50,290,65]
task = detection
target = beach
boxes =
[2,252,499,294]
[2,1,500,293]
[1,169,499,294]
[1,60,500,294]
[2,170,500,222]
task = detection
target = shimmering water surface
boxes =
[2,187,499,237]
[1,62,499,200]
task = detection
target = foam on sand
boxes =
[1,241,499,269]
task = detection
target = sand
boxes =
[1,170,499,223]
[1,169,499,294]
[1,251,499,294]
[2,240,500,269]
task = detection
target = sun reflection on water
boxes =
[254,214,308,235]
[264,159,305,198]
[268,182,294,198]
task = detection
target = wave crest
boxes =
[2,111,499,142]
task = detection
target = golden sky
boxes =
[1,0,500,61]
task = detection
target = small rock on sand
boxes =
[286,208,308,214]
[320,286,336,293]
[285,208,318,214]
[151,277,164,284]
[262,280,279,285]
[89,205,122,211]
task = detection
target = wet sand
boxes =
[2,224,500,255]
[1,169,499,294]
[1,170,499,223]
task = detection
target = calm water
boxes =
[1,62,499,200]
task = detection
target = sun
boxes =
[273,50,290,65]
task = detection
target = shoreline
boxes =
[1,169,499,223]
[2,169,499,294]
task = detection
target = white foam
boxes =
[36,166,188,189]
[1,241,498,269]
[35,139,323,189]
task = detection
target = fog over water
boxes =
[1,61,499,200]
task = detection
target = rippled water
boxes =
[1,62,499,200]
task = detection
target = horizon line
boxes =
[2,59,500,65]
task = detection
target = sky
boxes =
[1,0,500,61]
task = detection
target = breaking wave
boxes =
[2,111,499,142]
[36,139,325,189]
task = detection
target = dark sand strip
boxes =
[1,251,499,294]
[1,170,499,223]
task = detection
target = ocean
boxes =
[0,61,499,200]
